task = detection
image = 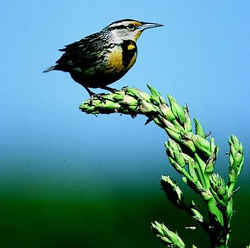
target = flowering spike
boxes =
[80,86,246,247]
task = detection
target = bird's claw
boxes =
[89,93,107,105]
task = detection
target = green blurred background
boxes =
[1,180,250,247]
[2,1,250,247]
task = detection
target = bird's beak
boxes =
[139,22,164,31]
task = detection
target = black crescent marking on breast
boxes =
[121,40,137,69]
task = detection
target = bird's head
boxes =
[104,19,163,43]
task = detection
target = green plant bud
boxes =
[207,199,224,226]
[166,123,182,134]
[166,128,182,142]
[234,153,244,169]
[152,222,185,248]
[169,140,183,156]
[182,153,193,163]
[201,190,213,201]
[172,120,185,133]
[147,84,161,105]
[182,176,187,184]
[217,185,226,197]
[151,221,165,236]
[192,135,211,157]
[159,104,176,121]
[230,143,237,157]
[168,231,185,248]
[194,154,206,172]
[184,107,192,132]
[175,152,186,168]
[190,207,204,223]
[190,200,197,207]
[168,157,185,173]
[138,91,152,102]
[205,161,214,174]
[170,139,181,152]
[182,139,196,153]
[210,173,226,198]
[79,103,93,113]
[100,101,120,111]
[165,141,174,158]
[184,176,203,192]
[229,136,244,183]
[147,84,161,97]
[139,100,157,113]
[228,170,236,184]
[150,96,161,106]
[205,151,216,174]
[152,222,163,238]
[168,95,186,125]
[193,118,206,138]
[164,105,176,122]
[167,140,186,168]
[112,91,125,101]
[161,175,183,207]
[154,117,165,128]
[159,103,169,114]
[128,105,139,112]
[160,236,172,244]
[126,87,142,99]
[188,160,198,183]
[239,142,243,153]
[209,173,217,186]
[181,176,199,190]
[210,138,216,152]
[230,135,238,145]
[123,94,138,105]
[229,154,234,168]
[159,95,167,104]
[161,118,176,130]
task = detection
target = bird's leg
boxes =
[83,86,96,97]
[83,86,106,104]
[122,85,128,90]
[100,86,118,93]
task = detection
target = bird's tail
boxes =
[43,65,56,73]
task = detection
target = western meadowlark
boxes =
[43,19,163,96]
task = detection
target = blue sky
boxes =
[1,1,250,190]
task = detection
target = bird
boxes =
[43,19,163,97]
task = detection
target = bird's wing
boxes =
[56,32,105,70]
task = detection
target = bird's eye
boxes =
[127,24,136,31]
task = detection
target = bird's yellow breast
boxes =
[106,41,137,76]
[106,46,124,74]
